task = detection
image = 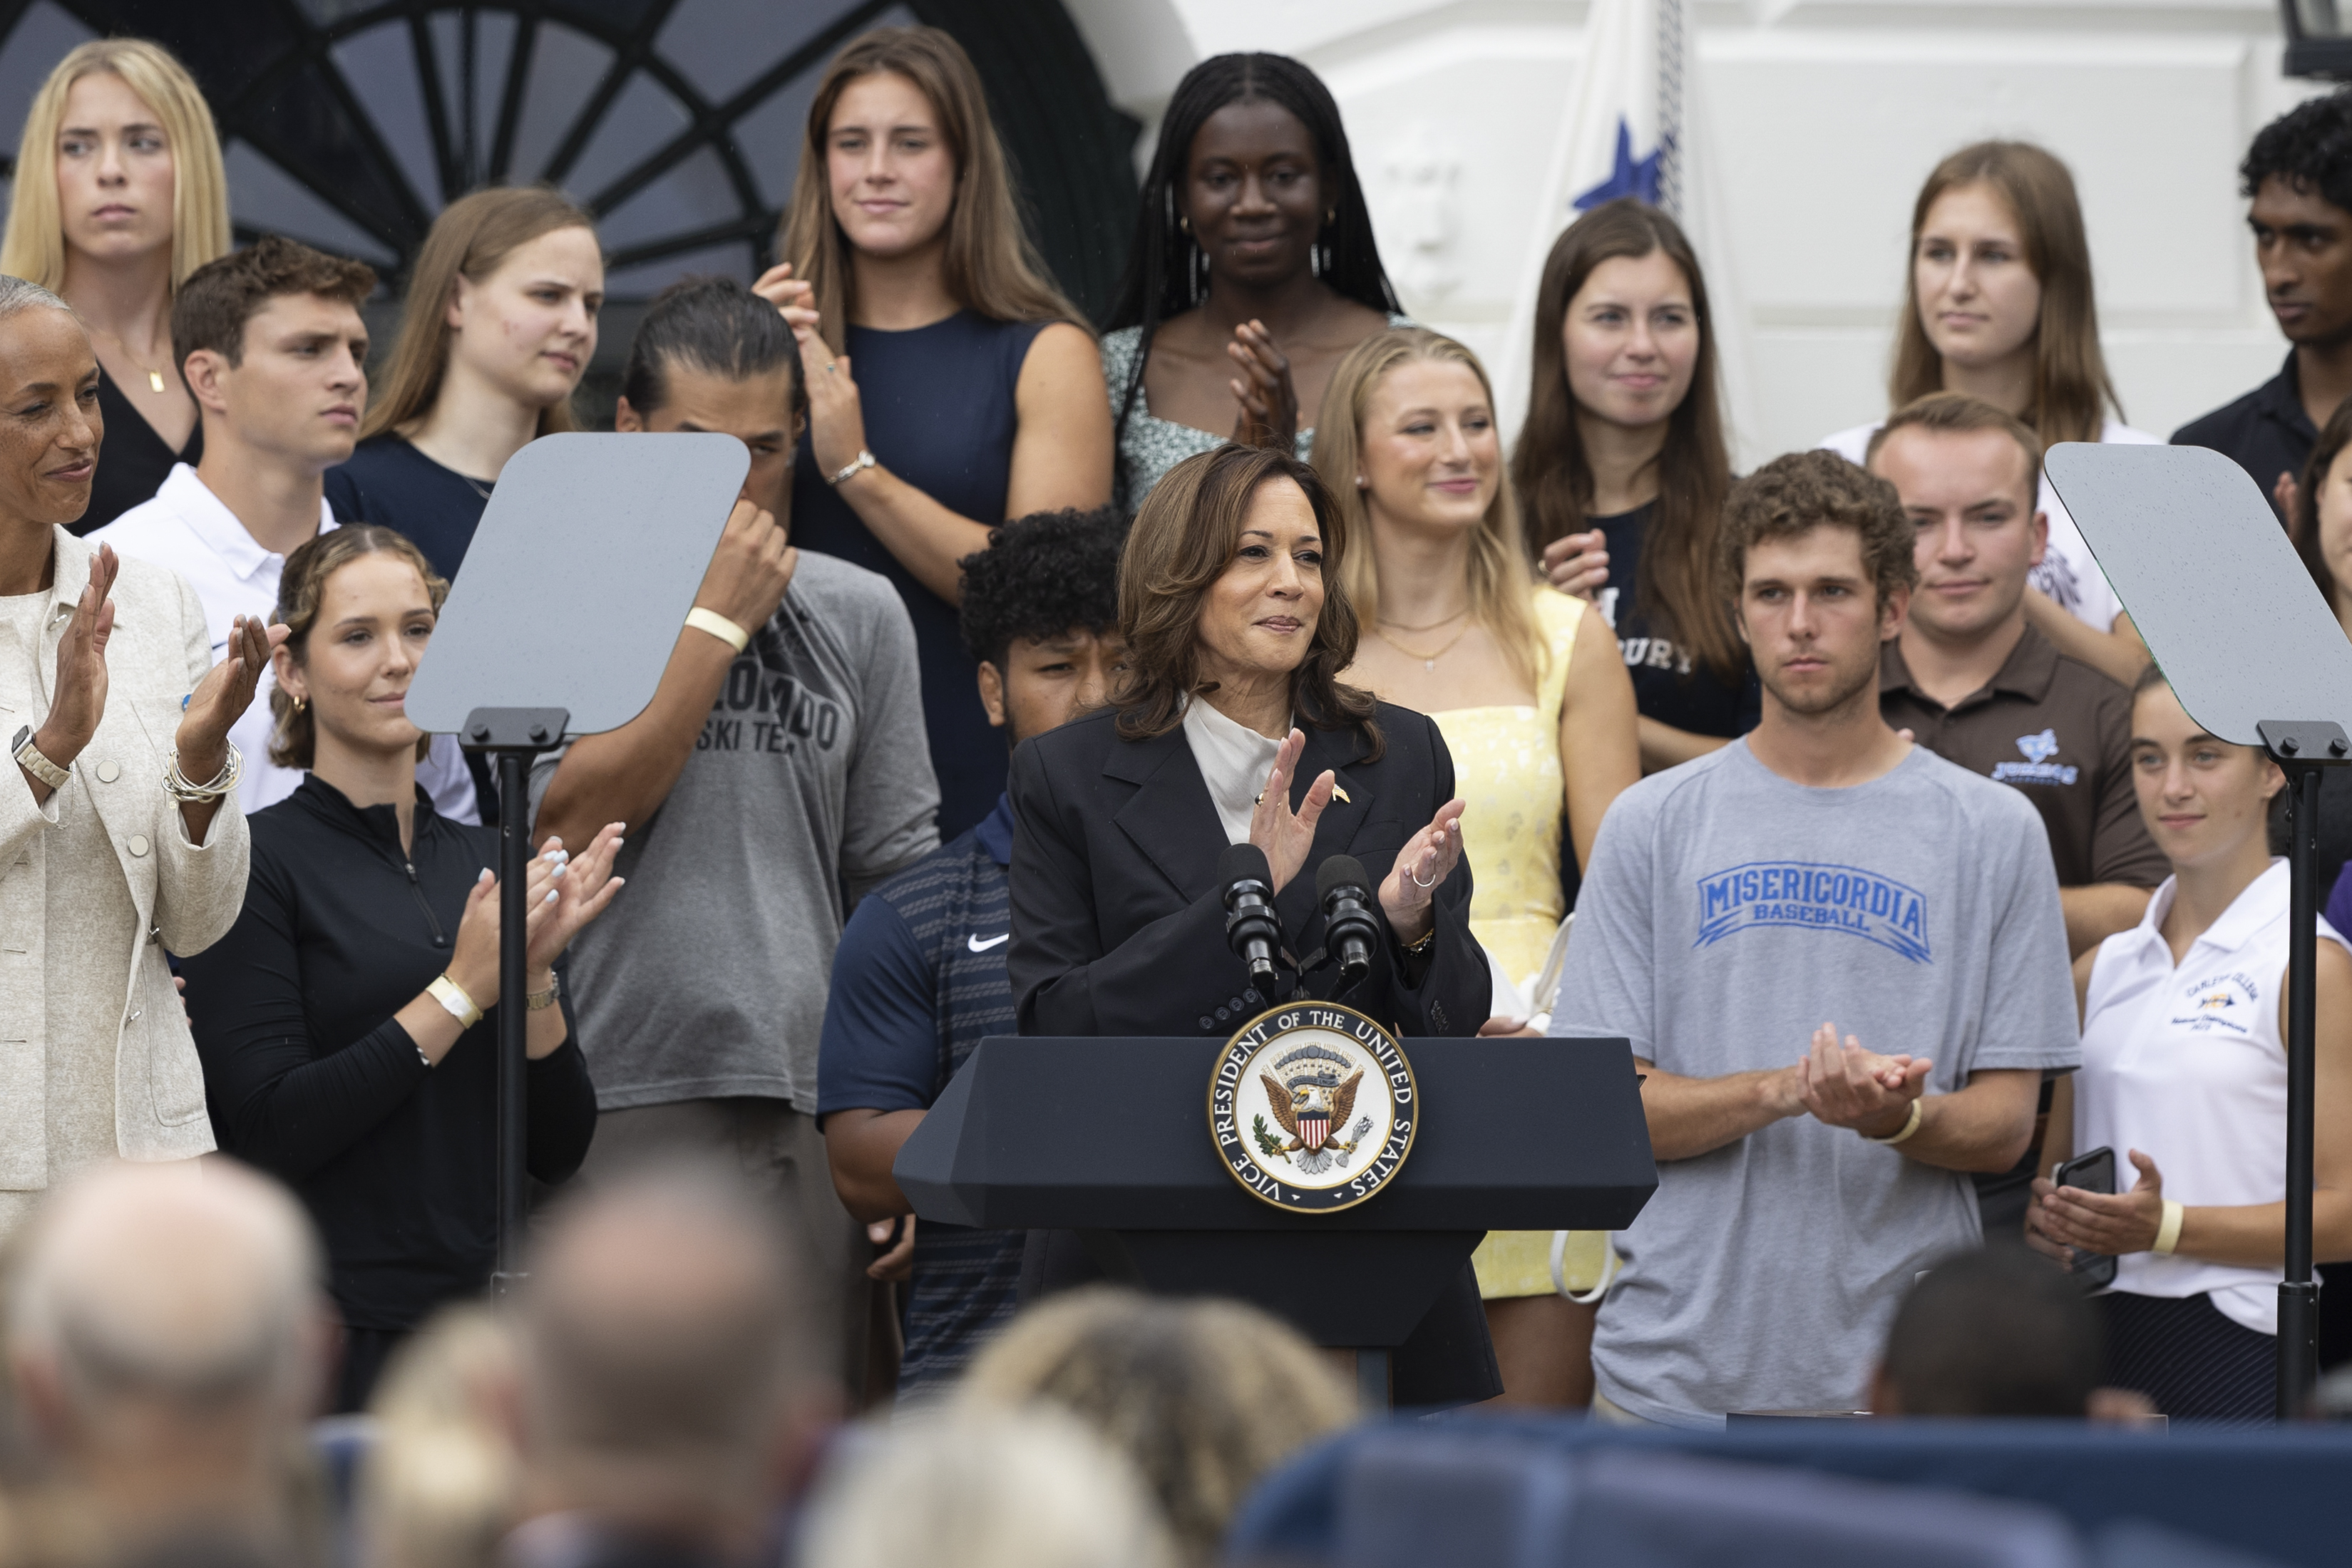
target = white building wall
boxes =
[1064,0,2331,465]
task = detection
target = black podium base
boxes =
[1077,1228,1482,1346]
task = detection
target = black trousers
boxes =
[334,1324,409,1415]
[2101,1291,2274,1425]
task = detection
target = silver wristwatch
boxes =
[11,726,68,790]
[826,447,878,487]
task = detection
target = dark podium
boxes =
[895,1034,1655,1401]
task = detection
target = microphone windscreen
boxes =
[1218,842,1273,888]
[1316,854,1372,903]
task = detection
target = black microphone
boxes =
[1219,843,1283,986]
[1315,855,1382,985]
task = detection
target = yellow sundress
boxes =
[1433,586,1611,1299]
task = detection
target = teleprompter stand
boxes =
[2048,444,2352,1415]
[406,432,749,1291]
[895,1035,1657,1405]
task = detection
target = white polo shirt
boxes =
[2077,859,2349,1335]
[1819,416,2159,637]
[89,463,478,822]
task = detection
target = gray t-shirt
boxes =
[529,551,940,1113]
[1551,738,2078,1425]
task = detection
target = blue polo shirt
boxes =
[817,795,1020,1391]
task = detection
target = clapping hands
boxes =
[1789,1023,1930,1138]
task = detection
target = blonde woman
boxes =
[752,25,1111,837]
[1315,326,1639,1405]
[1822,141,2152,684]
[1,37,229,534]
[958,1287,1352,1564]
[324,187,601,584]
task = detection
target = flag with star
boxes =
[1496,0,1760,465]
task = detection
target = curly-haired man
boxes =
[1549,450,2079,1426]
[817,505,1126,1393]
[2174,89,2352,520]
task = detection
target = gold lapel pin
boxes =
[1332,785,1352,803]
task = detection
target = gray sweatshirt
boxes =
[530,551,940,1112]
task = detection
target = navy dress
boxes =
[791,310,1048,840]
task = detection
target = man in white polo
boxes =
[92,235,473,817]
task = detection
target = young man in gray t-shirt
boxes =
[530,282,938,1400]
[1553,450,2079,1428]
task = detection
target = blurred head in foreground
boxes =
[801,1407,1175,1568]
[6,1160,329,1558]
[362,1306,520,1568]
[958,1286,1357,1561]
[1870,1244,2101,1417]
[509,1162,836,1566]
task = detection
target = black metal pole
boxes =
[2281,761,2322,1417]
[493,746,530,1294]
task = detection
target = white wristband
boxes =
[2152,1197,2184,1256]
[1860,1098,1924,1146]
[428,974,483,1030]
[684,607,750,654]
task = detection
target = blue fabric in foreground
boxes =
[1225,1415,2352,1567]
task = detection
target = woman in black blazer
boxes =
[1008,444,1488,1040]
[1006,442,1496,1403]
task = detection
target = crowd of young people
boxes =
[5,19,2351,1441]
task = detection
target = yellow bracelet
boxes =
[2152,1197,2185,1256]
[1861,1098,1924,1146]
[684,607,751,654]
[428,974,483,1030]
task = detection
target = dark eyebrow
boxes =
[675,420,789,443]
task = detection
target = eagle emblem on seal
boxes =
[1260,1044,1367,1174]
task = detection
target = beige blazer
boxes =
[0,526,249,1182]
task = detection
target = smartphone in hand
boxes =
[2051,1145,2118,1289]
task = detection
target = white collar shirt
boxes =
[88,464,478,822]
[2078,860,2351,1334]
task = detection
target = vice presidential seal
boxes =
[1208,1003,1416,1212]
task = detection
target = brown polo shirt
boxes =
[1879,624,2167,890]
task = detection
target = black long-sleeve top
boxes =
[180,775,597,1331]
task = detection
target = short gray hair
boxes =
[10,1160,324,1414]
[0,274,69,322]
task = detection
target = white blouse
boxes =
[1181,697,1285,845]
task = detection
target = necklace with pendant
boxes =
[94,325,168,393]
[1375,621,1473,671]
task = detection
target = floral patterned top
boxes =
[1101,314,1415,511]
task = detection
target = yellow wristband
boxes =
[428,974,483,1030]
[684,607,751,654]
[2152,1197,2184,1256]
[1861,1098,1924,1146]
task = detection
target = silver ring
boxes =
[1409,863,1437,889]
[824,361,838,374]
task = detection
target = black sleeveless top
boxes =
[791,310,1049,840]
[77,363,201,536]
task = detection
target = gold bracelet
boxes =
[428,974,483,1030]
[1402,925,1436,955]
[1861,1098,1924,1145]
[2152,1197,2185,1256]
[684,607,750,654]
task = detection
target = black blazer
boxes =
[1007,701,1490,1040]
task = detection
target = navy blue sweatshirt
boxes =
[181,775,597,1330]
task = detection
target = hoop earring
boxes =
[1311,242,1323,279]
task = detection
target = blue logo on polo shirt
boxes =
[1991,728,2079,787]
[1695,861,1933,963]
